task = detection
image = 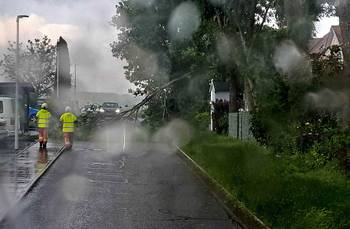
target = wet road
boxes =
[0,141,239,229]
[0,142,62,219]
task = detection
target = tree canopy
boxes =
[111,0,347,129]
[0,36,56,96]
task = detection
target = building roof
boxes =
[0,82,34,95]
[309,25,343,54]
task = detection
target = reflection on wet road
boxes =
[0,141,240,229]
[0,143,61,218]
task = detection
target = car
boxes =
[99,102,122,116]
[80,103,101,115]
[29,106,39,119]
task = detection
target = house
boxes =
[212,81,230,102]
[309,25,344,60]
[209,80,252,139]
[209,80,230,132]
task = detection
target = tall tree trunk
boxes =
[228,67,240,112]
[337,4,350,76]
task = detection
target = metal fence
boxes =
[228,112,254,140]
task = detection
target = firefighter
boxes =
[36,103,51,148]
[60,106,77,150]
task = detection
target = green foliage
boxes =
[183,132,350,228]
[296,208,336,229]
[250,37,349,168]
[112,0,325,124]
[143,98,167,131]
[112,0,216,125]
[193,112,210,130]
[311,45,344,80]
[307,131,350,169]
[48,116,61,141]
[0,36,56,97]
[75,104,100,140]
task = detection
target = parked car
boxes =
[29,107,39,119]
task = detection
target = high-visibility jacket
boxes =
[36,109,51,128]
[60,112,77,133]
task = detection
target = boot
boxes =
[43,142,47,149]
[39,142,43,148]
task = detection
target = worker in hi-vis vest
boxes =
[36,103,51,148]
[60,106,77,150]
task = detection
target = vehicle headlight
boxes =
[99,108,105,113]
[115,108,121,113]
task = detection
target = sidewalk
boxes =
[0,142,63,220]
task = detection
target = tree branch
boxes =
[98,71,194,124]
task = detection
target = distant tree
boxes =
[0,36,56,96]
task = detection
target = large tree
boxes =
[0,36,56,96]
[336,1,350,75]
[111,0,338,125]
[111,0,215,127]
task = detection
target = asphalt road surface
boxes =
[1,141,240,229]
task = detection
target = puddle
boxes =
[0,142,61,217]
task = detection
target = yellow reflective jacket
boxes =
[60,112,77,133]
[36,109,51,128]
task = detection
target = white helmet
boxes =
[41,103,48,109]
[65,106,72,112]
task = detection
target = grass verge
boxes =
[182,132,350,229]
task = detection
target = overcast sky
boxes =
[0,0,131,94]
[0,0,340,93]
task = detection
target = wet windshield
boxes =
[0,1,349,229]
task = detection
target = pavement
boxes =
[0,141,62,220]
[0,140,241,229]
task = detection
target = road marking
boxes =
[94,190,129,196]
[123,124,126,152]
[87,171,123,175]
[88,178,129,184]
[90,162,117,166]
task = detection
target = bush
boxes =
[193,112,210,130]
[48,116,62,141]
[75,104,101,140]
[183,132,350,228]
[295,208,335,229]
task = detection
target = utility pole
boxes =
[74,64,77,97]
[15,15,29,150]
[56,44,60,99]
[209,79,215,131]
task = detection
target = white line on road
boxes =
[122,124,126,152]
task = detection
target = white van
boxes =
[0,97,15,132]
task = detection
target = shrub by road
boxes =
[183,132,350,229]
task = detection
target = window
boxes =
[0,101,3,113]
